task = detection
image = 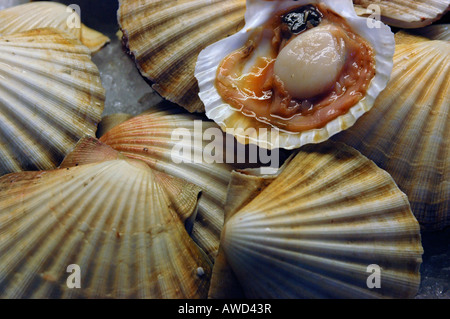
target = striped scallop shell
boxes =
[333,35,450,230]
[0,1,110,53]
[0,28,105,177]
[195,0,395,150]
[118,0,246,113]
[353,0,450,28]
[219,141,423,298]
[60,136,203,230]
[0,157,211,298]
[99,103,235,261]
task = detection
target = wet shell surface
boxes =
[353,0,450,29]
[195,0,395,150]
[0,28,105,177]
[333,34,450,231]
[0,156,211,298]
[99,103,236,261]
[219,141,423,298]
[118,0,246,113]
[0,1,110,53]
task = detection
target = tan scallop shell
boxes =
[413,24,450,41]
[0,155,210,298]
[217,141,423,298]
[353,0,450,28]
[0,1,110,53]
[0,28,105,177]
[60,136,203,230]
[99,103,236,261]
[333,34,450,230]
[117,0,246,113]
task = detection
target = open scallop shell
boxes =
[353,0,450,29]
[217,141,423,298]
[0,156,211,298]
[0,28,105,177]
[117,0,246,112]
[0,1,110,53]
[195,0,395,150]
[99,103,236,261]
[333,34,450,230]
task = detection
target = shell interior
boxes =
[195,0,395,150]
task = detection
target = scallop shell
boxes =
[99,103,236,261]
[353,0,450,28]
[0,1,110,53]
[0,156,211,298]
[333,35,450,230]
[209,167,282,299]
[60,136,203,231]
[195,0,395,150]
[117,0,246,113]
[0,28,105,177]
[218,141,423,298]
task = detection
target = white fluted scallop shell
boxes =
[353,0,450,28]
[0,1,110,53]
[0,157,211,298]
[195,0,395,150]
[333,35,450,230]
[219,141,423,298]
[118,0,246,113]
[0,28,105,177]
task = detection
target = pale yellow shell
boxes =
[0,1,110,53]
[0,28,105,176]
[218,141,423,298]
[334,35,450,230]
